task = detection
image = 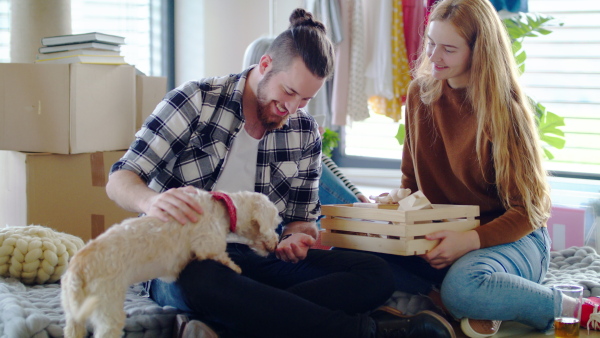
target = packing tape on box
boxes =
[91,214,105,239]
[90,152,106,238]
[90,152,106,187]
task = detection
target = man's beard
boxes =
[256,75,288,131]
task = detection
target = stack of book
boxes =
[35,32,127,65]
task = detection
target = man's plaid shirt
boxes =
[110,67,322,224]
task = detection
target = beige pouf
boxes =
[0,225,84,284]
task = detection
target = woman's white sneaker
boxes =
[460,318,501,337]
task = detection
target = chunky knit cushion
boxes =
[0,226,84,284]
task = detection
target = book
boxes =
[41,32,125,47]
[36,49,120,60]
[39,42,121,54]
[34,54,127,65]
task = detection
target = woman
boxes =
[374,0,560,336]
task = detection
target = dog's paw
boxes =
[228,263,242,274]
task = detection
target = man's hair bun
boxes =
[289,8,326,34]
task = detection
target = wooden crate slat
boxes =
[321,218,479,237]
[321,204,407,222]
[404,204,479,223]
[320,232,443,256]
[321,204,479,224]
[399,219,480,237]
[405,238,439,255]
[320,231,409,255]
[321,217,406,236]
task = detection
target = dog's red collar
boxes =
[209,191,237,233]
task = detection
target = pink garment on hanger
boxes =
[402,0,437,71]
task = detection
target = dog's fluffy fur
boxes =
[61,189,281,338]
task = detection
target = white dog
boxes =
[61,189,281,338]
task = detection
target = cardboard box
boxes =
[0,63,135,154]
[320,204,480,255]
[0,150,138,242]
[136,75,167,131]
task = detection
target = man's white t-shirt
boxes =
[214,127,262,244]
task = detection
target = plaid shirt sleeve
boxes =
[110,82,200,182]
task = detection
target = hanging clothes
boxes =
[305,0,343,44]
[364,0,394,100]
[346,0,370,122]
[367,0,412,122]
[305,0,343,128]
[331,0,370,125]
[402,0,426,70]
[331,0,352,126]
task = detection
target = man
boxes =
[106,8,454,338]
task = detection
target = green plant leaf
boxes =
[321,128,340,157]
[500,13,567,159]
[534,101,567,157]
[537,28,552,35]
[541,134,566,149]
[515,50,527,66]
[512,40,522,54]
[395,124,406,146]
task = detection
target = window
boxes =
[0,0,9,62]
[520,0,600,176]
[0,0,164,77]
[342,0,600,177]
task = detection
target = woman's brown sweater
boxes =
[402,80,533,248]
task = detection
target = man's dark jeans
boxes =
[150,243,394,338]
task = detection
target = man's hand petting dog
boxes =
[275,233,315,263]
[144,186,204,224]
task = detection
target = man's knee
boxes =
[177,259,238,304]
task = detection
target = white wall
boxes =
[175,0,302,86]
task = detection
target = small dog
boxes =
[61,189,281,338]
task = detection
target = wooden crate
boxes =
[320,204,480,256]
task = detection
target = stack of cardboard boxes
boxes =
[0,63,167,241]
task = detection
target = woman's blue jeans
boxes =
[318,161,360,205]
[351,227,557,331]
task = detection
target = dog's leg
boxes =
[211,252,242,274]
[61,274,88,338]
[63,313,87,338]
[90,290,127,338]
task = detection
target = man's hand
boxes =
[143,186,203,224]
[421,230,480,269]
[275,233,316,263]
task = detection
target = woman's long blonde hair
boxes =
[413,0,551,228]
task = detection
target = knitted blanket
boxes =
[0,277,179,338]
[386,246,600,315]
[2,246,600,337]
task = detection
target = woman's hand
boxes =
[357,194,370,203]
[422,230,480,269]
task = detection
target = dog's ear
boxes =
[250,194,281,232]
